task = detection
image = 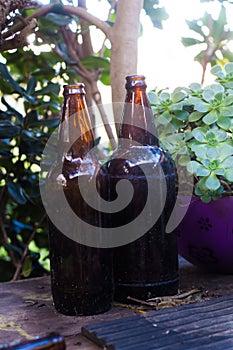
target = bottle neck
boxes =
[119,77,158,147]
[59,85,95,159]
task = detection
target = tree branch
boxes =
[0,214,18,269]
[2,3,55,39]
[11,212,47,281]
[0,18,37,52]
[63,5,113,42]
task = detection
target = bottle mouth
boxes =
[125,75,147,88]
[63,83,86,95]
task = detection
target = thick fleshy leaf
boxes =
[189,83,202,92]
[205,173,221,190]
[148,92,159,105]
[206,148,219,159]
[192,128,206,142]
[203,110,218,125]
[210,65,224,78]
[224,168,233,181]
[160,92,170,103]
[194,102,210,112]
[221,156,233,168]
[189,111,203,122]
[222,95,233,106]
[196,166,210,176]
[171,91,187,103]
[220,106,233,117]
[225,62,233,74]
[217,116,231,129]
[219,144,233,159]
[191,144,207,158]
[203,89,215,102]
[187,160,200,174]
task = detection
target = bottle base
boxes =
[114,277,179,303]
[52,291,113,316]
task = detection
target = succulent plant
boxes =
[149,63,233,202]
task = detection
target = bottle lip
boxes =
[63,83,86,95]
[125,75,147,88]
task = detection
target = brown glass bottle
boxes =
[47,84,113,316]
[104,75,178,303]
[0,333,65,350]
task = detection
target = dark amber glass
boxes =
[47,84,113,316]
[105,75,178,302]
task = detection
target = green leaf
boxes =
[185,19,204,37]
[205,173,221,190]
[22,256,32,278]
[100,69,110,86]
[192,128,206,142]
[196,166,210,176]
[212,6,227,43]
[203,110,218,125]
[206,148,219,159]
[0,63,35,102]
[7,182,27,205]
[143,2,168,29]
[0,121,20,139]
[189,83,202,92]
[220,106,233,117]
[195,102,210,112]
[148,92,159,105]
[203,89,215,102]
[178,155,190,166]
[191,144,207,158]
[187,160,200,174]
[171,91,186,103]
[224,168,233,181]
[1,97,23,124]
[80,56,110,70]
[210,64,223,77]
[181,37,203,47]
[219,143,233,158]
[221,156,233,168]
[44,13,73,26]
[34,82,60,97]
[222,95,233,106]
[189,111,203,122]
[21,130,38,142]
[225,62,233,74]
[217,115,231,129]
[27,76,37,95]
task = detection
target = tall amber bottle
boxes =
[47,84,113,315]
[105,75,178,302]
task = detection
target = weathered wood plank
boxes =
[0,276,134,349]
[1,259,233,349]
[83,294,233,349]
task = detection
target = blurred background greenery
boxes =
[0,0,232,281]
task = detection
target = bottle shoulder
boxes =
[104,145,175,177]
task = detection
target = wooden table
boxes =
[1,259,233,349]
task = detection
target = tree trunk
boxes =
[110,0,143,132]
